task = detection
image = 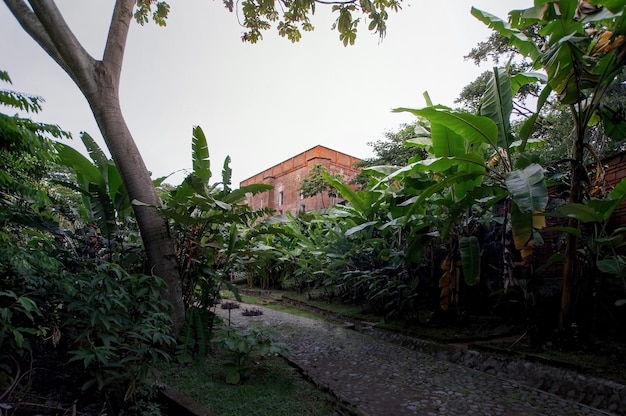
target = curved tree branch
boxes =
[103,0,135,89]
[27,0,96,89]
[3,0,69,74]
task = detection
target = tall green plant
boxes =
[474,0,626,330]
[161,126,272,356]
[391,68,549,304]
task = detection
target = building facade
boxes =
[240,145,362,215]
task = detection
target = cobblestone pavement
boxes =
[215,305,614,416]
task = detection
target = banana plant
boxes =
[160,126,272,310]
[54,133,138,265]
[474,0,626,329]
[392,67,548,295]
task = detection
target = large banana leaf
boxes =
[471,8,541,61]
[108,162,130,216]
[403,171,486,218]
[221,155,232,192]
[322,171,375,216]
[480,68,512,150]
[460,236,480,286]
[430,123,465,158]
[81,132,109,176]
[541,31,593,104]
[410,154,485,173]
[505,164,548,213]
[394,106,498,150]
[609,178,626,200]
[55,142,103,186]
[221,183,274,205]
[192,126,211,183]
[510,202,533,250]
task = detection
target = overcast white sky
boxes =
[1,0,529,186]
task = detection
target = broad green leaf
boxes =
[192,126,211,183]
[510,72,547,96]
[609,178,626,200]
[454,156,486,200]
[222,183,273,204]
[541,32,593,104]
[322,171,369,215]
[405,171,485,217]
[363,165,403,176]
[510,202,532,250]
[597,256,626,277]
[480,68,512,150]
[506,164,548,213]
[345,221,378,236]
[55,142,103,185]
[430,123,465,158]
[471,8,541,60]
[412,154,486,173]
[108,162,129,214]
[598,0,626,14]
[394,106,498,150]
[556,202,604,223]
[586,198,622,222]
[460,236,480,286]
[81,132,109,174]
[404,136,431,149]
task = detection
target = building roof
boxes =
[239,144,362,185]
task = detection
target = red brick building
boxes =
[240,145,362,215]
[605,150,626,227]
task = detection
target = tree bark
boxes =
[5,0,185,337]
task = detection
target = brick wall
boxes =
[240,145,362,215]
[604,151,626,227]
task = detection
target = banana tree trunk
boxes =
[560,126,585,331]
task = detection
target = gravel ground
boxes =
[215,303,615,416]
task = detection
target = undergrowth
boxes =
[157,353,337,415]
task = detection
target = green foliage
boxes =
[65,264,174,394]
[236,0,401,44]
[299,164,343,208]
[53,133,144,269]
[162,126,272,316]
[0,73,173,411]
[212,323,291,385]
[134,0,170,26]
[176,306,213,363]
[158,354,336,415]
[133,0,401,45]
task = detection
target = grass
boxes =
[157,352,338,415]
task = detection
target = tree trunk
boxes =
[84,67,186,337]
[560,126,585,331]
[5,0,185,337]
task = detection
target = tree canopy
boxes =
[134,0,402,45]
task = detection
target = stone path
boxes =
[215,304,617,416]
